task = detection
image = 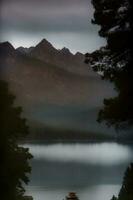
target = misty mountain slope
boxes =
[26,104,115,135]
[18,39,99,77]
[0,40,118,138]
[0,40,115,107]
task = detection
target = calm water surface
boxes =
[24,142,133,200]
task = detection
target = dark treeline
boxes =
[0,80,32,200]
[25,124,114,142]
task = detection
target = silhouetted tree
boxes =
[85,0,133,130]
[110,163,133,200]
[84,1,133,200]
[111,195,117,200]
[118,163,133,200]
[0,80,33,200]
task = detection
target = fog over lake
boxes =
[24,143,132,165]
[24,142,133,200]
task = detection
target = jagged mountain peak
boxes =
[0,41,15,56]
[37,38,54,49]
[60,47,72,55]
[75,52,83,56]
[0,41,15,50]
[16,46,34,54]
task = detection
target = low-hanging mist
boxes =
[23,143,132,165]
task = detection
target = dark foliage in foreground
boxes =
[85,0,133,130]
[85,1,133,200]
[0,80,33,200]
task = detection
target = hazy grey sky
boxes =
[0,0,106,53]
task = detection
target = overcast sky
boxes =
[0,0,106,53]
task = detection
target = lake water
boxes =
[24,142,133,200]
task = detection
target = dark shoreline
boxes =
[20,139,133,145]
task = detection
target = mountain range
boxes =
[0,39,118,140]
